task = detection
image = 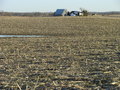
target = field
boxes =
[0,16,120,90]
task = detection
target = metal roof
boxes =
[54,9,67,16]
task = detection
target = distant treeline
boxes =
[90,11,120,15]
[0,11,120,17]
[0,12,54,17]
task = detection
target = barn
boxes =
[54,9,68,16]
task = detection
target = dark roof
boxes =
[54,9,67,16]
[71,11,80,14]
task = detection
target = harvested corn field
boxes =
[0,16,120,89]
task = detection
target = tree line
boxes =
[0,12,54,17]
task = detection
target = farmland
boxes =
[0,16,120,89]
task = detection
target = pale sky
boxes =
[0,0,120,12]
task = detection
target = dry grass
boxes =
[0,16,120,89]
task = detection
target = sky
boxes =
[0,0,120,12]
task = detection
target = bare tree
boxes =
[80,8,89,16]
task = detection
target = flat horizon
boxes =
[1,10,120,13]
[0,0,120,12]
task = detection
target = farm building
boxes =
[54,9,68,16]
[54,9,84,16]
[70,11,83,16]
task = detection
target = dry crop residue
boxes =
[0,16,120,89]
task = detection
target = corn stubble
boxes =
[0,16,120,89]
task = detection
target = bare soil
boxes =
[0,16,120,89]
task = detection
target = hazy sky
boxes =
[0,0,120,12]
